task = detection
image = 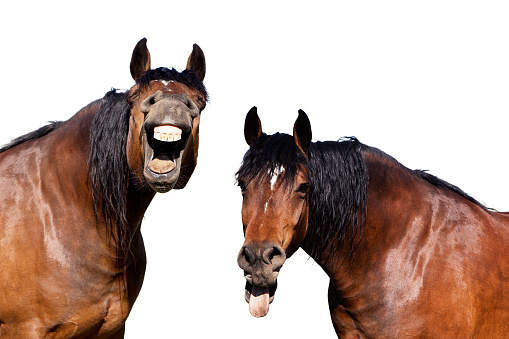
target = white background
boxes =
[1,1,508,337]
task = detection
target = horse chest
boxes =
[0,214,140,338]
[0,289,128,338]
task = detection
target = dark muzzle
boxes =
[237,242,286,287]
[140,91,200,193]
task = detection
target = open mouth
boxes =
[244,280,277,318]
[146,125,188,175]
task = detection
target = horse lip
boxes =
[244,271,279,286]
[244,280,277,304]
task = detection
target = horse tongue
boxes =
[249,286,270,318]
[148,157,175,174]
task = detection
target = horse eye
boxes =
[297,183,310,194]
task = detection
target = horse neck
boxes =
[321,150,433,289]
[126,180,156,230]
[51,101,154,235]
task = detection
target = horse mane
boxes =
[306,138,368,264]
[88,89,131,265]
[415,169,489,210]
[363,145,489,211]
[0,121,65,153]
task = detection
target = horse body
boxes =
[237,107,509,337]
[0,104,133,337]
[0,39,206,338]
[326,150,509,337]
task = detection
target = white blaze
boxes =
[270,165,285,191]
[158,80,175,86]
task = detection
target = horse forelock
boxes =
[88,89,131,265]
[236,133,308,192]
[134,67,208,104]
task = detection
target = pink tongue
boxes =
[249,286,270,318]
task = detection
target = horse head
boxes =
[236,107,312,317]
[127,38,206,193]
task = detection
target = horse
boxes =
[0,38,207,338]
[236,107,509,337]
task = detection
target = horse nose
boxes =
[237,243,286,286]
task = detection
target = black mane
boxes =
[88,89,131,264]
[363,145,489,211]
[0,121,65,153]
[414,169,488,210]
[306,138,368,263]
[237,134,489,265]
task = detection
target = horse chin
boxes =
[244,281,277,318]
[143,158,181,193]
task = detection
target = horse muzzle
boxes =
[237,242,286,317]
[140,91,199,193]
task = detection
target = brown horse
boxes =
[0,39,206,338]
[236,107,509,337]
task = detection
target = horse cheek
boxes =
[126,117,144,180]
[174,114,200,189]
[284,199,309,258]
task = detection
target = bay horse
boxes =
[236,107,509,337]
[0,38,207,338]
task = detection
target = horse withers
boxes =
[0,39,206,338]
[236,107,509,337]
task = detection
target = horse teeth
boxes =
[153,133,181,142]
[153,125,182,142]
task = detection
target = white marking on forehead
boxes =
[158,80,175,86]
[269,165,285,191]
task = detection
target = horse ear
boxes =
[186,44,206,81]
[293,109,312,156]
[244,106,262,146]
[130,38,151,81]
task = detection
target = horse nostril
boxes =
[262,245,286,267]
[140,90,165,113]
[238,246,255,270]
